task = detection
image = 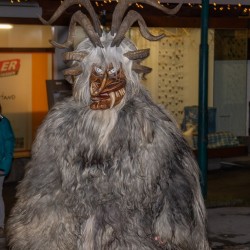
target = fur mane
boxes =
[72,33,141,105]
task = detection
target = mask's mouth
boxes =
[89,65,126,110]
[91,86,126,110]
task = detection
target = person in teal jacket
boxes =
[0,103,15,237]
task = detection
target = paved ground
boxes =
[208,207,250,250]
[0,238,5,250]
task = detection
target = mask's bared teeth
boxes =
[115,91,120,97]
[109,92,116,109]
[119,89,123,96]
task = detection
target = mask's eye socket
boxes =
[108,68,117,76]
[95,66,104,75]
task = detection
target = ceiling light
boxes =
[0,24,13,29]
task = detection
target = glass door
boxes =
[214,29,248,136]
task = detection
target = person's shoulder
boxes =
[0,114,5,122]
[0,115,11,125]
[1,115,7,120]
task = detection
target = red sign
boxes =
[0,59,20,77]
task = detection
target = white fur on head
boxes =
[72,32,142,107]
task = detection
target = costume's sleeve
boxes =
[0,118,15,175]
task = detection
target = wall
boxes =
[0,25,54,182]
[214,60,247,136]
[52,26,88,79]
[213,29,248,136]
[130,28,214,125]
[52,26,68,80]
[0,25,217,131]
[247,61,250,135]
[0,25,53,152]
[0,25,52,48]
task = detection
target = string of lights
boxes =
[8,0,250,13]
[94,1,250,14]
[9,0,28,3]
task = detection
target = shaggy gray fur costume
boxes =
[7,3,210,250]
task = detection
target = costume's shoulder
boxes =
[123,90,175,125]
[43,98,84,124]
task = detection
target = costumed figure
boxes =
[7,1,211,249]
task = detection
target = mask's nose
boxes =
[90,72,108,96]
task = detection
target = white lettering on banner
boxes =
[1,61,9,71]
[0,59,20,77]
[7,61,18,71]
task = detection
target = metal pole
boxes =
[198,0,209,198]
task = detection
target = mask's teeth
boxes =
[109,92,116,109]
[119,89,123,96]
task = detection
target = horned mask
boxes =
[40,0,182,110]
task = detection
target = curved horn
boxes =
[124,49,150,60]
[111,0,182,35]
[132,62,152,79]
[63,65,83,76]
[63,65,82,84]
[63,51,88,62]
[111,10,165,47]
[50,11,103,49]
[63,53,86,84]
[39,0,102,36]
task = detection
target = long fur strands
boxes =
[7,32,211,249]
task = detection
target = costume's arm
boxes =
[144,119,210,249]
[152,153,210,249]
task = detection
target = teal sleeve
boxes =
[0,118,15,175]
